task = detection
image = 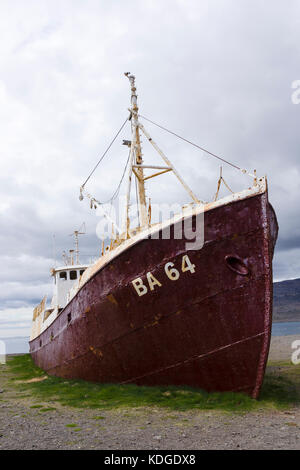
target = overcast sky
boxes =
[1,0,300,339]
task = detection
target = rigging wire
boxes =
[138,113,254,177]
[81,116,129,189]
[82,145,131,207]
[80,111,256,215]
[106,146,131,204]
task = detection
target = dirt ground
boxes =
[0,335,299,450]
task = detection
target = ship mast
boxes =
[124,72,201,238]
[125,73,148,229]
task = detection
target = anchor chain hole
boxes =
[225,255,250,276]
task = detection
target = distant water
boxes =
[1,322,300,354]
[271,321,300,337]
[0,336,29,354]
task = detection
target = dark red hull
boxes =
[30,191,278,398]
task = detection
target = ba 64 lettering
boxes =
[131,254,196,297]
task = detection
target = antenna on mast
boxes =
[69,223,86,265]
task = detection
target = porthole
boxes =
[225,255,250,276]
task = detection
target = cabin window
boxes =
[80,269,85,276]
[67,312,72,323]
[70,270,77,280]
[59,271,67,280]
[39,340,42,347]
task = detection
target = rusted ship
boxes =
[30,73,278,398]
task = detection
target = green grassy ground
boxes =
[3,354,300,413]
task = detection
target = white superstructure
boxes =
[31,263,90,340]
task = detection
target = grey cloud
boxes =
[1,0,300,335]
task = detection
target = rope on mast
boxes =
[138,114,255,178]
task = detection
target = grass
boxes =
[4,354,300,413]
[65,424,81,432]
[39,407,56,412]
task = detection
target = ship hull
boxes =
[30,190,278,398]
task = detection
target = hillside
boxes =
[273,278,300,322]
